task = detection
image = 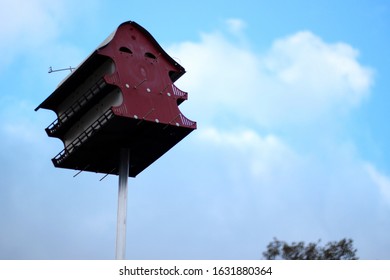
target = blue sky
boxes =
[1,0,390,259]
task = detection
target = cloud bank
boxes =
[166,19,390,258]
[171,20,373,128]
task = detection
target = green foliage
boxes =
[263,238,358,260]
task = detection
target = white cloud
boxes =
[225,18,247,35]
[0,0,66,65]
[170,20,379,201]
[197,127,301,181]
[263,31,373,118]
[170,25,373,128]
[365,163,390,205]
[0,0,94,74]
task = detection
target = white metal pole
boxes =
[115,148,129,260]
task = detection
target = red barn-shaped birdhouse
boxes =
[35,21,196,177]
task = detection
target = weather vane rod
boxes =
[48,66,75,73]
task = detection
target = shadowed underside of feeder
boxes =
[35,21,196,177]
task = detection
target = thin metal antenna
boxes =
[48,66,75,73]
[115,148,129,260]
